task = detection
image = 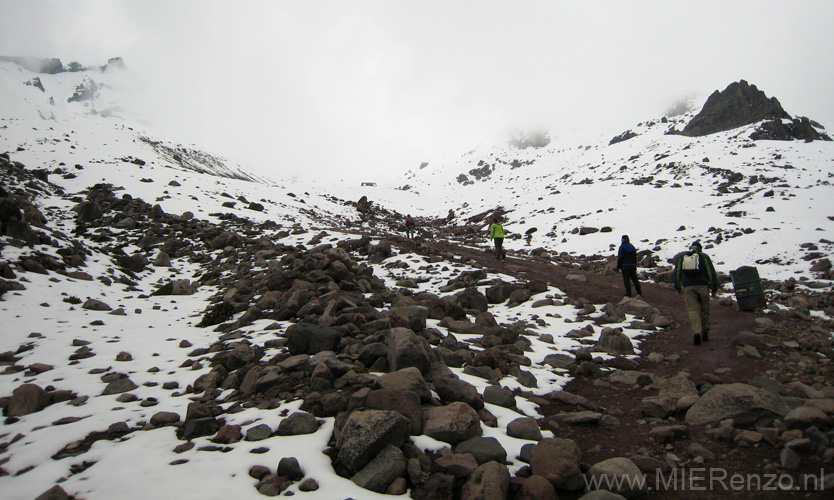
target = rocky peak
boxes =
[0,56,126,74]
[680,80,790,137]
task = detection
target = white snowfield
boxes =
[0,59,832,499]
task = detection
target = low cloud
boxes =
[2,1,833,181]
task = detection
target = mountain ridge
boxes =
[1,57,833,281]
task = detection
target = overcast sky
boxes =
[2,0,833,181]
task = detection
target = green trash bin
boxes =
[729,266,767,311]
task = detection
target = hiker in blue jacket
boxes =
[674,240,718,345]
[616,235,642,298]
[404,214,416,239]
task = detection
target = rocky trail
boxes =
[389,233,834,498]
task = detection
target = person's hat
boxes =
[622,235,629,242]
[690,240,702,251]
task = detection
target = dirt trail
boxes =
[408,236,764,382]
[390,235,828,500]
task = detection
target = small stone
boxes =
[298,478,319,491]
[780,447,801,469]
[734,430,763,447]
[249,465,271,480]
[277,457,304,481]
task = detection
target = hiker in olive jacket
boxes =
[673,240,718,345]
[488,217,506,260]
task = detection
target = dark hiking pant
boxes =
[493,237,505,259]
[683,285,711,335]
[621,267,642,297]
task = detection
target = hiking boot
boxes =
[702,330,709,342]
[693,334,701,346]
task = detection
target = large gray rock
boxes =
[171,279,196,295]
[6,383,51,416]
[150,411,181,427]
[337,410,411,474]
[593,328,634,355]
[529,438,583,490]
[486,282,527,304]
[599,303,626,324]
[483,385,516,408]
[454,436,508,465]
[102,377,138,395]
[434,453,479,478]
[423,402,482,445]
[506,417,543,441]
[585,457,645,499]
[82,298,112,311]
[351,444,407,493]
[245,423,273,441]
[784,406,831,430]
[387,327,433,374]
[376,367,431,403]
[456,287,489,312]
[685,383,800,426]
[616,296,658,317]
[461,461,510,500]
[543,353,575,370]
[657,374,699,399]
[286,323,342,355]
[389,306,428,333]
[641,397,677,419]
[276,411,319,436]
[516,474,557,500]
[431,370,482,409]
[366,388,423,435]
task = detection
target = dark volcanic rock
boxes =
[680,80,789,137]
[6,383,51,416]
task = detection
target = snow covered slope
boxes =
[399,113,834,281]
[2,57,833,281]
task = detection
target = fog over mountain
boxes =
[1,1,833,181]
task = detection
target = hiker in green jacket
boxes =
[489,217,506,260]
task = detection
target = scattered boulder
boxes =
[423,402,482,445]
[685,383,799,426]
[461,461,510,499]
[529,438,584,490]
[6,383,51,416]
[585,457,645,499]
[593,328,635,355]
[336,410,411,474]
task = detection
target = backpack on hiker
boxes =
[681,253,701,274]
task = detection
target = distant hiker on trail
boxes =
[404,214,416,239]
[489,217,506,260]
[616,235,642,298]
[674,240,718,346]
